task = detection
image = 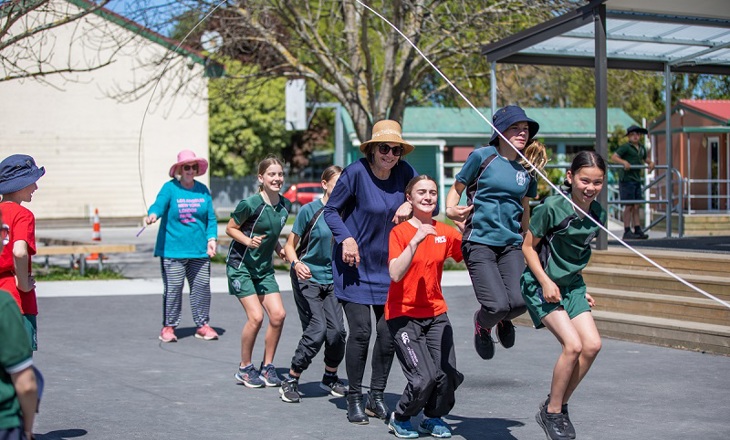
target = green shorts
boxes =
[227,265,280,298]
[23,314,37,351]
[520,270,591,329]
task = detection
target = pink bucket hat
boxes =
[169,150,209,177]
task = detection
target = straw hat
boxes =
[359,120,415,155]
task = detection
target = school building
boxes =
[0,0,221,222]
[341,106,638,212]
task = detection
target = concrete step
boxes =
[513,311,730,355]
[589,248,728,277]
[593,310,730,355]
[582,266,729,300]
[589,287,730,326]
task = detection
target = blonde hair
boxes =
[519,140,548,175]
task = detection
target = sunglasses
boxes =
[377,143,404,157]
[182,164,199,171]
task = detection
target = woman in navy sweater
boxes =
[324,120,416,425]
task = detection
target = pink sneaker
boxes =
[159,326,177,343]
[195,324,219,340]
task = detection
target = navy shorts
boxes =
[619,181,642,204]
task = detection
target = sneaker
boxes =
[388,413,419,439]
[536,404,570,440]
[235,364,265,388]
[320,375,347,397]
[259,363,282,387]
[496,320,516,348]
[194,324,219,340]
[540,397,575,439]
[473,311,495,360]
[159,326,177,343]
[634,227,649,239]
[279,377,301,403]
[419,417,452,438]
[622,230,639,240]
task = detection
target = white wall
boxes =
[0,0,209,220]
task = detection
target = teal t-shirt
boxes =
[0,292,33,430]
[148,179,218,259]
[527,195,606,286]
[227,193,291,278]
[291,199,333,285]
[456,145,537,246]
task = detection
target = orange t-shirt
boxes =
[386,220,463,320]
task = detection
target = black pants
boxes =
[388,313,464,419]
[289,271,346,374]
[341,300,395,394]
[463,242,527,329]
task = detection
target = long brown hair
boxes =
[257,155,284,192]
[321,165,342,183]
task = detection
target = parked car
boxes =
[282,182,324,212]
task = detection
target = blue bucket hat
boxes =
[488,105,540,146]
[0,154,45,195]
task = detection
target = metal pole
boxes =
[334,104,344,167]
[490,61,497,133]
[595,3,608,250]
[664,64,673,236]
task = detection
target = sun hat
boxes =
[0,154,46,195]
[169,150,209,177]
[626,125,648,136]
[488,105,540,146]
[358,120,415,155]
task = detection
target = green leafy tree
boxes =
[208,61,292,177]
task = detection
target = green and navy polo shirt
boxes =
[527,194,606,286]
[615,142,647,182]
[291,199,333,285]
[226,193,291,278]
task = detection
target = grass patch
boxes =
[33,263,125,281]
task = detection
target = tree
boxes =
[143,0,581,144]
[0,0,115,82]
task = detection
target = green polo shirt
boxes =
[291,199,333,285]
[0,292,33,430]
[527,195,606,286]
[615,142,647,182]
[226,193,291,278]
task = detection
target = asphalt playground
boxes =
[28,225,730,440]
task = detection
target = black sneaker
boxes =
[622,230,639,240]
[496,320,516,348]
[540,397,575,439]
[634,227,649,239]
[536,402,570,440]
[320,375,347,397]
[279,377,301,403]
[473,311,495,360]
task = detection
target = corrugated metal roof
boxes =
[343,107,637,139]
[680,99,730,123]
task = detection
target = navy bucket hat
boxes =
[488,105,540,146]
[626,125,648,136]
[0,154,45,195]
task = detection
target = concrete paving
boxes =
[28,225,730,439]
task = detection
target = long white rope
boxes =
[355,0,730,310]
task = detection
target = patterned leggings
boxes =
[160,258,211,328]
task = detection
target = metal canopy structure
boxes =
[483,0,730,74]
[481,0,730,248]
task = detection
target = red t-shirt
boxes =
[0,201,37,315]
[386,220,463,320]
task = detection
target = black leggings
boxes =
[341,300,395,395]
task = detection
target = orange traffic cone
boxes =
[87,208,101,261]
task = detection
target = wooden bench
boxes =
[36,244,136,275]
